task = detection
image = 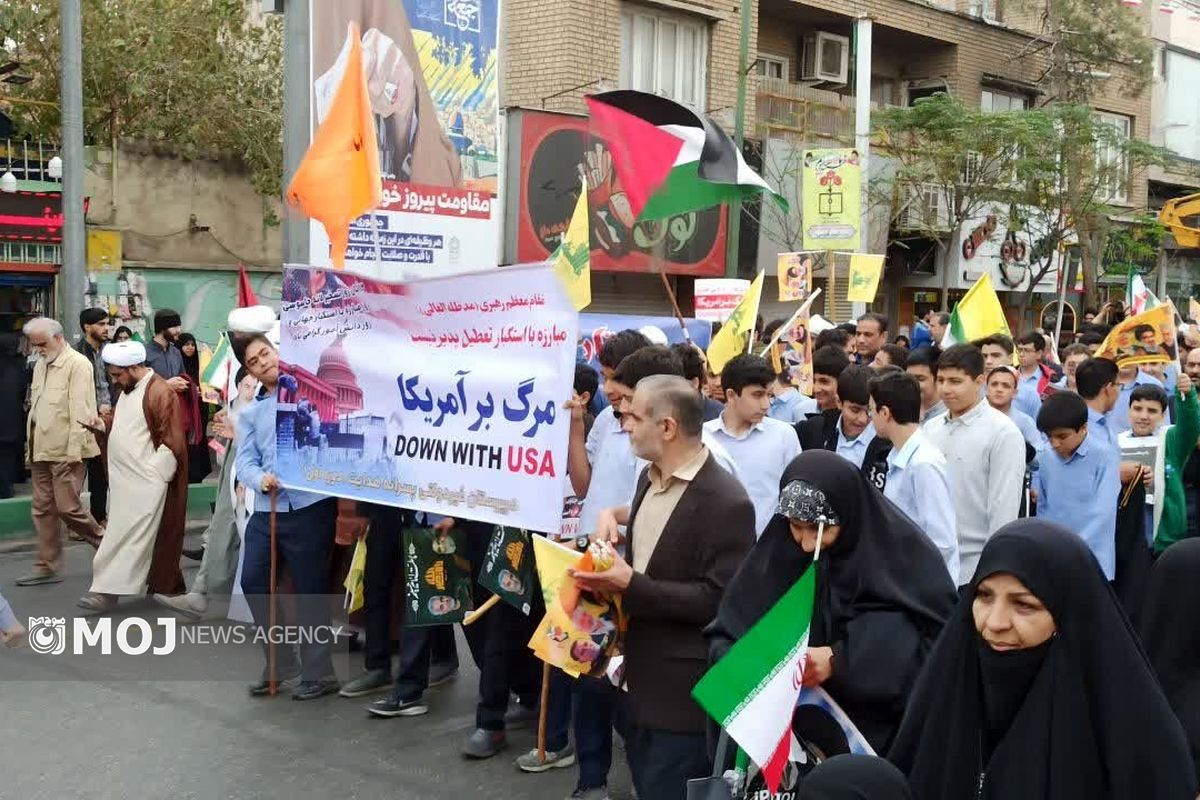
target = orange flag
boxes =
[286,23,382,269]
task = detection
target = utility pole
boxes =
[725,0,753,279]
[852,16,872,319]
[281,0,310,267]
[59,0,86,339]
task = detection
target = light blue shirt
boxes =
[834,419,876,469]
[768,388,817,426]
[704,413,802,535]
[1088,406,1119,451]
[1032,431,1120,579]
[1005,406,1043,450]
[0,590,17,631]
[1014,376,1042,419]
[578,406,636,538]
[236,389,326,514]
[884,429,959,580]
[1108,370,1164,434]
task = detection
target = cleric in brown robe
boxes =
[78,341,189,611]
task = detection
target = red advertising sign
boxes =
[0,190,64,243]
[516,110,726,276]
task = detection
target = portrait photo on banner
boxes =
[309,0,501,274]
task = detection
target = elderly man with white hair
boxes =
[16,317,106,587]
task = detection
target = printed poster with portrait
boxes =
[477,525,536,615]
[528,536,625,679]
[1095,305,1177,368]
[403,525,475,626]
[771,320,814,396]
[309,0,500,276]
[777,252,816,302]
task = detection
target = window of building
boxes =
[968,0,998,21]
[981,89,1028,113]
[1095,111,1132,204]
[756,55,789,81]
[620,5,709,110]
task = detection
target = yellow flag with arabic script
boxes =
[343,530,368,613]
[846,254,885,303]
[552,182,592,311]
[707,270,765,374]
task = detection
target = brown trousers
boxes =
[31,460,105,573]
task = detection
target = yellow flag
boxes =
[552,183,591,310]
[343,531,368,613]
[945,273,1011,346]
[846,254,884,303]
[285,23,382,269]
[707,270,765,374]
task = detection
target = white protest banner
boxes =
[275,264,578,532]
[694,278,751,323]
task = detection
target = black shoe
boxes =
[182,546,205,562]
[292,679,340,701]
[462,728,506,759]
[366,693,428,718]
[248,673,299,696]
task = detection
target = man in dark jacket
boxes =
[75,308,112,523]
[796,364,892,491]
[575,375,755,800]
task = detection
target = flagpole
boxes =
[1052,245,1069,353]
[653,236,692,343]
[757,288,822,357]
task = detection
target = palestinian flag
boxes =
[692,565,816,795]
[585,90,784,223]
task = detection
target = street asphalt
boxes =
[0,538,581,800]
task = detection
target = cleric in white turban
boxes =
[79,336,188,613]
[227,305,277,334]
[100,340,146,367]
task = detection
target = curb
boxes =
[0,483,218,542]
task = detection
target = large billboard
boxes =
[514,109,727,277]
[309,0,500,276]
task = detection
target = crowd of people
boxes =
[2,300,1200,800]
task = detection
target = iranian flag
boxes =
[585,90,785,223]
[1126,266,1160,315]
[692,566,816,794]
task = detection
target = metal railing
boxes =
[755,78,860,145]
[0,138,61,183]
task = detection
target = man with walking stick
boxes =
[234,334,340,700]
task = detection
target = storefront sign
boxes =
[515,109,727,276]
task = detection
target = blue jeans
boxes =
[546,670,617,790]
[241,499,337,683]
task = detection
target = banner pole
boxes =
[757,288,822,357]
[268,488,279,697]
[537,661,552,763]
[654,236,692,342]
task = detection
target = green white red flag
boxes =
[692,565,816,794]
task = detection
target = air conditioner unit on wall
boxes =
[800,32,849,85]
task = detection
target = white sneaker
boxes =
[153,592,207,619]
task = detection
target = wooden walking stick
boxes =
[268,487,279,697]
[537,660,552,763]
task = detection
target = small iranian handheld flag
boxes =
[693,565,817,794]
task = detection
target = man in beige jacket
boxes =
[17,317,106,586]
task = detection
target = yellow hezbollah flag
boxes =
[552,182,591,310]
[707,270,765,374]
[944,273,1011,347]
[846,254,884,303]
[286,23,382,269]
[343,531,368,613]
